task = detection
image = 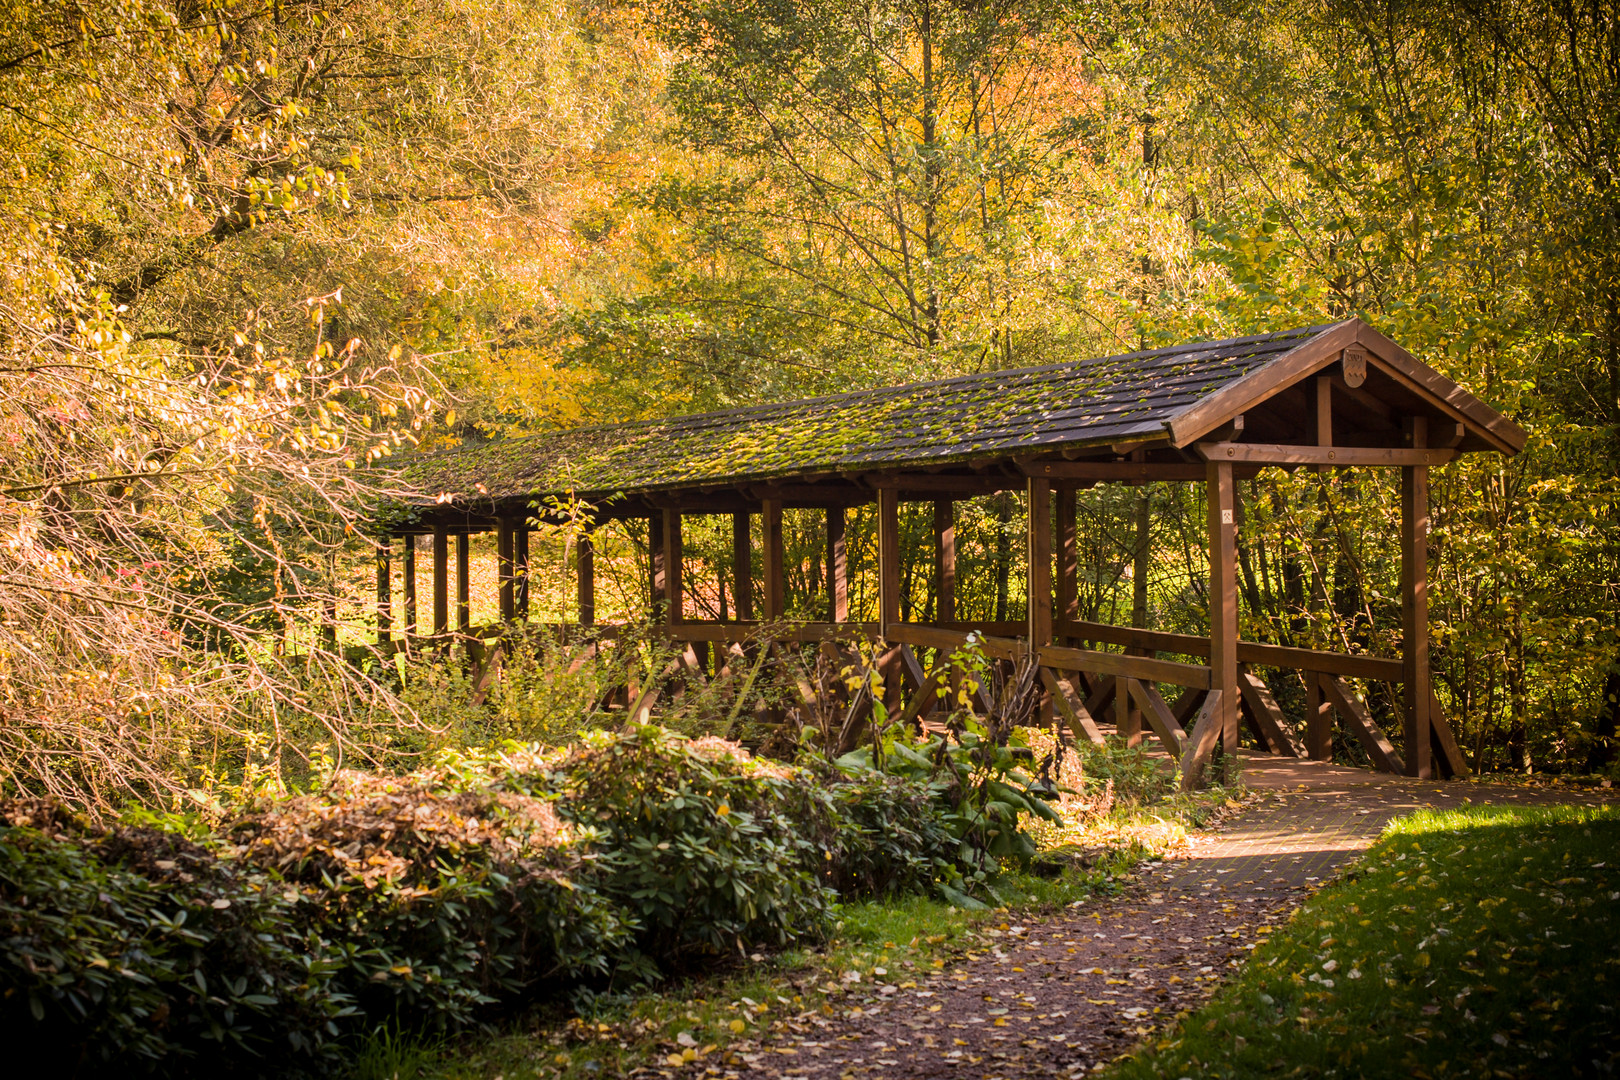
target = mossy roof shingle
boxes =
[403,323,1340,502]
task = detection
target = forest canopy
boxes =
[0,0,1615,805]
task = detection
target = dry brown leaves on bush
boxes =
[230,768,574,892]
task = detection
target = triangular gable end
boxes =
[1164,318,1526,456]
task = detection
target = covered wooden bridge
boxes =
[383,318,1524,784]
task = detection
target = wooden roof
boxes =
[395,318,1523,525]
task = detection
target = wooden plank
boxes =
[1040,667,1106,744]
[895,644,941,722]
[649,508,665,622]
[1429,688,1469,779]
[732,512,754,621]
[1127,677,1185,756]
[1056,617,1405,682]
[577,533,595,625]
[1115,676,1141,747]
[1038,643,1212,690]
[1083,674,1114,720]
[1314,375,1334,448]
[1197,442,1457,467]
[878,487,901,630]
[1021,461,1209,482]
[886,621,1023,662]
[456,534,471,656]
[375,543,391,647]
[664,510,684,625]
[1238,668,1302,756]
[403,537,418,641]
[1172,686,1208,729]
[1208,460,1239,765]
[1401,417,1432,778]
[514,524,530,619]
[432,527,450,639]
[933,499,955,625]
[1304,671,1331,760]
[828,506,848,622]
[1027,476,1053,648]
[762,498,785,620]
[1321,676,1405,774]
[1179,690,1225,791]
[1056,488,1077,624]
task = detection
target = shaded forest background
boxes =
[2,0,1617,804]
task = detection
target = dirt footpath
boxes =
[721,777,1611,1080]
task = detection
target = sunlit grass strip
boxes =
[1107,802,1620,1080]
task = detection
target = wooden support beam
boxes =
[1056,487,1077,626]
[649,509,665,622]
[1056,617,1405,682]
[663,510,684,625]
[1312,374,1334,472]
[1238,668,1302,756]
[577,533,595,626]
[432,526,449,641]
[496,517,515,623]
[887,622,1023,662]
[1083,676,1114,721]
[1429,689,1469,778]
[375,542,391,647]
[732,512,754,621]
[762,498,785,620]
[1115,676,1141,746]
[403,537,418,643]
[1021,461,1209,482]
[456,533,471,654]
[1027,477,1053,649]
[1402,416,1432,778]
[1305,672,1332,760]
[1126,677,1185,757]
[1207,460,1240,773]
[878,487,901,632]
[1038,643,1213,690]
[514,523,530,620]
[1321,676,1405,774]
[933,499,955,625]
[828,507,848,622]
[1040,667,1106,744]
[1179,690,1225,790]
[1197,442,1456,467]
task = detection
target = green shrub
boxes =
[542,727,838,971]
[1074,740,1179,806]
[818,768,954,898]
[229,766,631,1028]
[0,801,353,1077]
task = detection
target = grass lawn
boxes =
[1106,802,1620,1080]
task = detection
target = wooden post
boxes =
[649,509,665,622]
[761,499,785,620]
[878,487,901,633]
[1115,676,1141,746]
[1402,416,1432,778]
[933,498,955,625]
[827,507,848,622]
[402,537,418,646]
[1027,477,1052,648]
[456,533,470,647]
[1305,671,1331,760]
[515,522,530,620]
[432,526,449,643]
[1131,491,1151,629]
[496,516,515,623]
[1312,375,1334,475]
[732,512,754,620]
[1056,487,1077,628]
[663,510,684,624]
[1207,461,1240,771]
[577,532,595,626]
[375,541,391,647]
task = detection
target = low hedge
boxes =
[0,727,975,1077]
